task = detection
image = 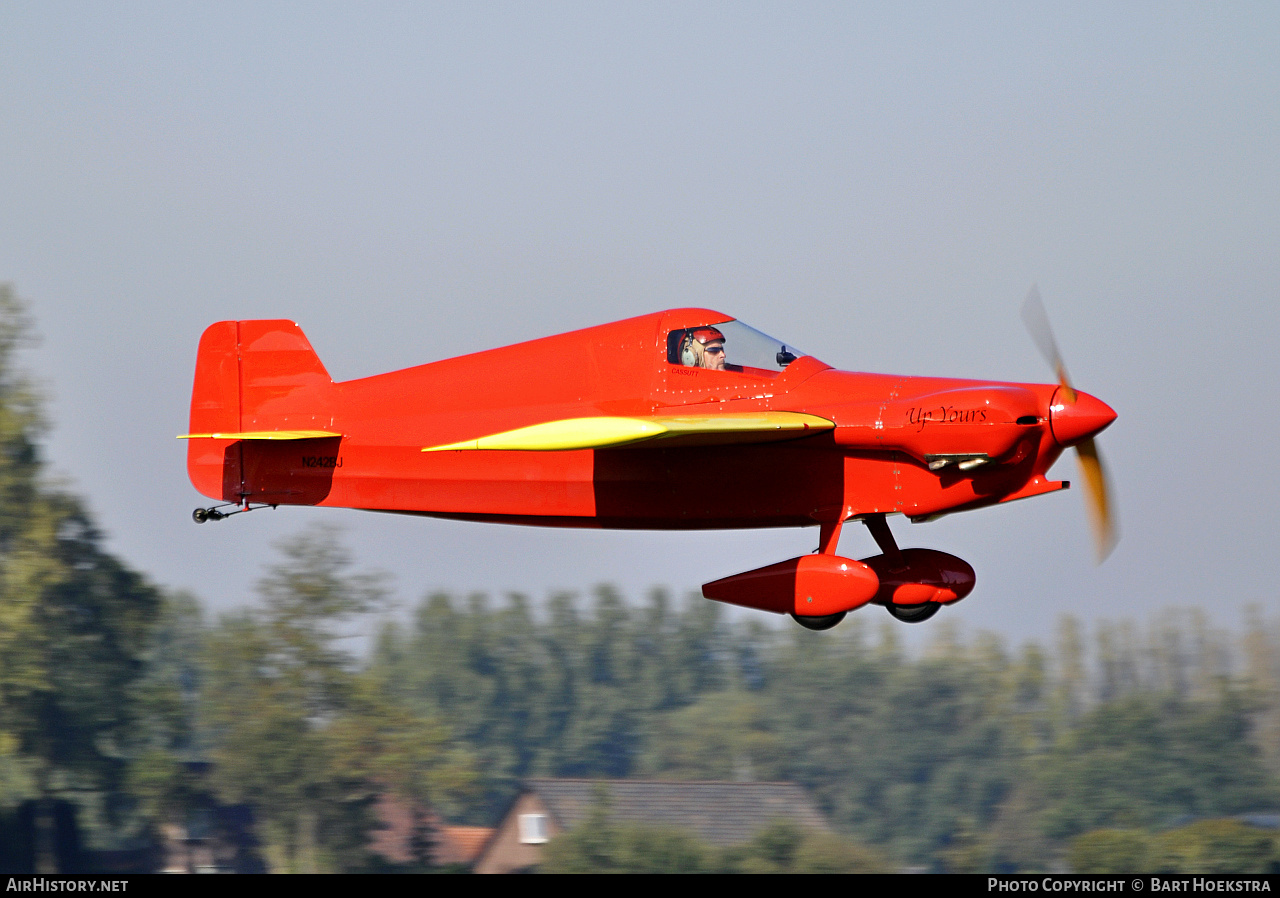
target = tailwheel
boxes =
[885,603,940,624]
[791,612,847,631]
[191,502,276,523]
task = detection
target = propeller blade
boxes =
[1021,285,1118,562]
[1075,437,1118,562]
[1020,285,1076,402]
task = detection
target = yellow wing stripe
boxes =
[178,430,342,440]
[423,413,833,452]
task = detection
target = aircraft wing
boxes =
[423,412,833,452]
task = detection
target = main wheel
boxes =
[791,611,846,631]
[192,508,208,524]
[885,603,940,623]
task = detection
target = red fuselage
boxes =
[186,309,1110,534]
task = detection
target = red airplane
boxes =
[182,293,1115,629]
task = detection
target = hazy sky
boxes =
[1,2,1277,643]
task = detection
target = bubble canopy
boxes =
[666,319,810,376]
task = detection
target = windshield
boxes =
[666,319,808,377]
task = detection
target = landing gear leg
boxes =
[863,514,906,571]
[191,502,276,523]
[816,518,844,555]
[864,514,942,623]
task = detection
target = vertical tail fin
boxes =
[186,320,337,502]
[187,321,243,438]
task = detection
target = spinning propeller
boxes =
[1021,286,1119,562]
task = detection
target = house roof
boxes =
[439,826,495,864]
[367,793,494,866]
[523,778,831,847]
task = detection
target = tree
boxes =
[1149,820,1279,874]
[545,808,889,874]
[1039,691,1275,840]
[541,800,714,874]
[202,524,388,872]
[1068,829,1151,873]
[637,690,783,782]
[0,285,162,871]
[332,664,479,868]
[125,590,208,835]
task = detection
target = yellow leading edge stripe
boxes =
[177,430,342,440]
[423,412,833,452]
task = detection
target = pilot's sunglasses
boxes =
[705,345,725,354]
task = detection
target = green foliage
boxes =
[1149,820,1280,874]
[195,525,477,871]
[543,816,713,873]
[1068,829,1152,873]
[369,584,741,823]
[714,820,891,873]
[544,813,889,874]
[0,285,162,870]
[794,830,892,873]
[201,526,385,871]
[365,582,1280,870]
[756,622,1028,866]
[1070,821,1280,874]
[329,671,480,834]
[636,690,783,781]
[125,590,208,825]
[721,820,806,873]
[1039,692,1274,839]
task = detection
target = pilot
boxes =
[681,327,727,371]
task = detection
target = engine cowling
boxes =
[859,548,975,606]
[702,554,880,617]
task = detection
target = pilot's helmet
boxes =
[681,326,726,367]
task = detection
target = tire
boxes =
[791,611,847,631]
[885,603,940,623]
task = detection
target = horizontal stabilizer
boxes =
[423,412,833,452]
[179,430,342,440]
